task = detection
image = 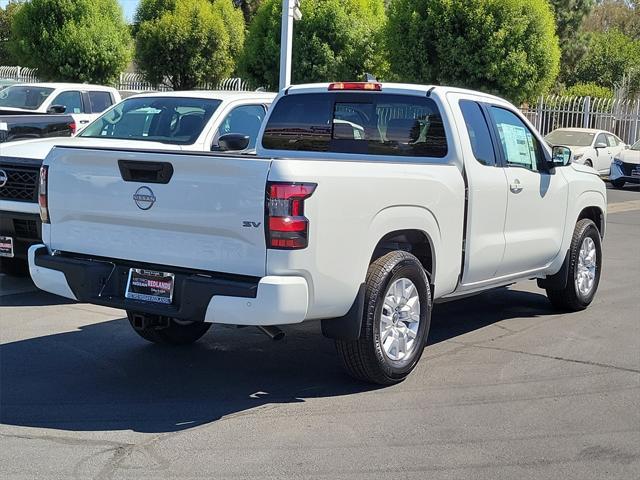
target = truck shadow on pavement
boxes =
[0,287,555,434]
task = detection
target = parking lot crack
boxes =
[463,343,640,374]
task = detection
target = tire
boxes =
[336,251,432,385]
[545,219,602,312]
[584,160,593,168]
[0,258,29,277]
[610,179,625,189]
[127,311,211,345]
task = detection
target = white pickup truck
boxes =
[28,82,607,384]
[0,82,121,131]
[0,90,275,274]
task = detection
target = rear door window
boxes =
[88,91,114,113]
[262,93,447,158]
[459,100,496,166]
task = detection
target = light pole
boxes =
[279,0,302,91]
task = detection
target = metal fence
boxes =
[521,95,640,145]
[0,66,258,92]
[114,73,257,92]
[0,66,39,83]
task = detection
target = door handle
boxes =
[509,179,523,193]
[79,120,90,124]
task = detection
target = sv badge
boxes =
[242,221,262,228]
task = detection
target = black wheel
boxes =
[127,311,211,345]
[610,179,625,189]
[336,251,431,385]
[0,258,29,277]
[545,219,602,312]
[584,160,593,168]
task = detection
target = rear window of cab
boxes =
[262,93,448,158]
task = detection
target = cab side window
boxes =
[490,107,542,172]
[595,133,608,147]
[606,134,619,148]
[216,104,266,149]
[51,90,83,114]
[459,100,496,166]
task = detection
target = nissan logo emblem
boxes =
[0,170,7,188]
[133,186,156,210]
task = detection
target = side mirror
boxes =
[47,104,66,114]
[551,145,572,167]
[595,141,607,149]
[215,133,250,152]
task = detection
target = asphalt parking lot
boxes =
[0,185,639,479]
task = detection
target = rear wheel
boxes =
[584,159,593,168]
[545,219,601,311]
[610,179,625,189]
[127,311,211,345]
[336,251,431,385]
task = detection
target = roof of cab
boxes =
[285,82,509,104]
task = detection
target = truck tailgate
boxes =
[45,147,271,277]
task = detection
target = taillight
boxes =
[69,122,77,135]
[266,182,316,249]
[39,165,49,223]
[328,82,382,91]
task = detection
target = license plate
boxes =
[0,236,14,258]
[125,269,175,304]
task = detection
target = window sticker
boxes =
[497,123,535,168]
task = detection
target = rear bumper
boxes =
[610,162,640,184]
[28,245,308,325]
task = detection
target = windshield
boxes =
[80,96,222,145]
[632,140,640,151]
[0,85,54,110]
[545,130,595,147]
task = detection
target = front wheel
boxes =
[336,251,432,385]
[127,311,211,345]
[610,179,625,189]
[545,219,602,311]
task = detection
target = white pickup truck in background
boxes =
[0,82,121,132]
[28,82,606,384]
[0,90,276,274]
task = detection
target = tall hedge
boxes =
[10,0,132,84]
[240,0,389,89]
[387,0,561,104]
[572,29,640,89]
[135,0,244,90]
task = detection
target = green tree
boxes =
[240,0,389,89]
[548,1,595,86]
[584,0,640,39]
[386,0,560,104]
[571,29,640,88]
[10,0,132,84]
[135,0,244,90]
[564,82,614,98]
[236,0,263,24]
[0,1,23,65]
[549,0,595,42]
